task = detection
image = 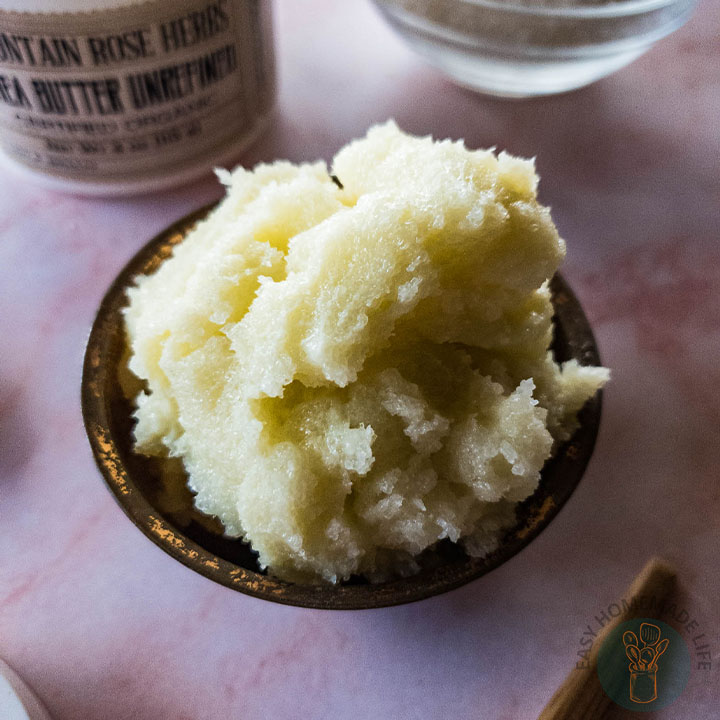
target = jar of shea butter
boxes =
[0,0,275,195]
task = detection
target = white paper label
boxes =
[0,0,274,182]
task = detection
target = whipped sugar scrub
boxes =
[0,0,274,194]
[124,123,609,583]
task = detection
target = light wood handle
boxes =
[537,557,677,720]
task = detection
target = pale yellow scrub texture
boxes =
[124,122,609,583]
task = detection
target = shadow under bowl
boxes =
[82,203,603,610]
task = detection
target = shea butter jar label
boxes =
[0,0,275,188]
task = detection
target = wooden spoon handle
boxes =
[537,557,676,720]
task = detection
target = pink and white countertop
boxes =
[1,1,718,718]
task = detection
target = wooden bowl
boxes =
[82,203,603,610]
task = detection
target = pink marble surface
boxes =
[1,1,719,718]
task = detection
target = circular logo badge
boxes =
[597,618,690,711]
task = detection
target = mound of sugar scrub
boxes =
[124,122,609,583]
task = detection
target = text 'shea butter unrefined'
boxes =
[0,0,274,195]
[124,122,609,583]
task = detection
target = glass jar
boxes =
[372,0,697,97]
[0,0,275,194]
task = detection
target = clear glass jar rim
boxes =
[445,0,695,19]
